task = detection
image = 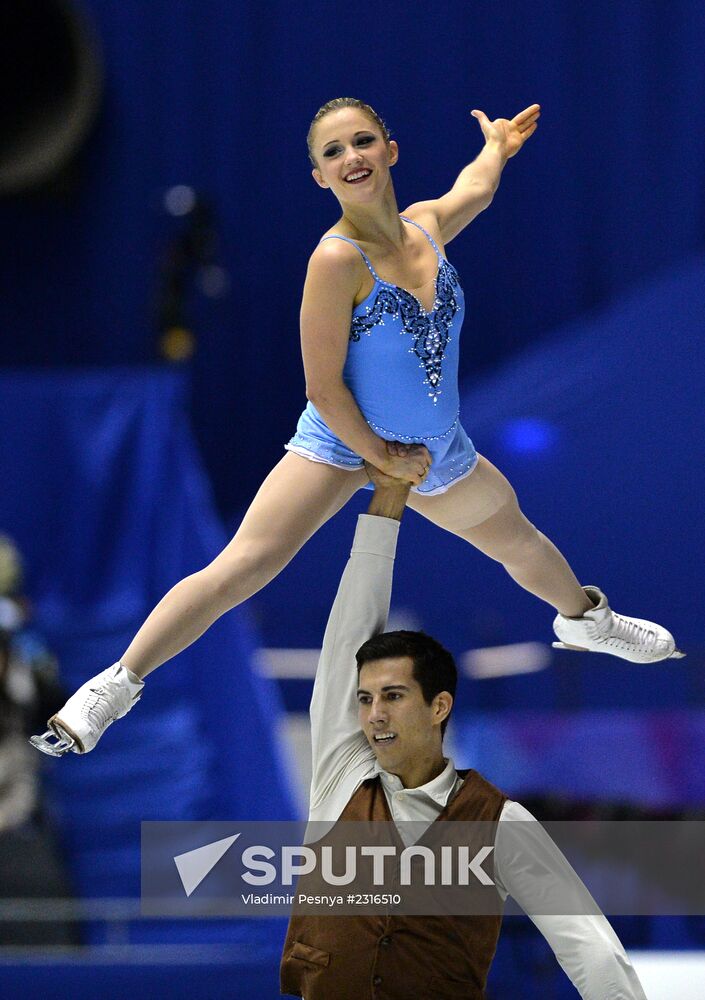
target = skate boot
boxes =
[29,662,144,756]
[552,587,685,663]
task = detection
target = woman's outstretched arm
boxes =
[408,102,541,244]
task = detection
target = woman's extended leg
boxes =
[407,454,592,617]
[31,453,367,755]
[121,454,368,677]
[407,453,681,661]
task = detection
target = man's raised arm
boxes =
[308,452,427,819]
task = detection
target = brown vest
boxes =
[280,768,507,1000]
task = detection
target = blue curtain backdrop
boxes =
[1,0,704,513]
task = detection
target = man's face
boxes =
[357,657,450,779]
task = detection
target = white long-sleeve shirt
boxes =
[307,513,646,1000]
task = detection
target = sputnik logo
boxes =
[173,833,241,897]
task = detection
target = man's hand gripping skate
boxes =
[30,662,144,756]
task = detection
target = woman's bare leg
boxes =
[122,454,367,677]
[407,455,592,617]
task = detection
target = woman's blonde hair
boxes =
[307,98,391,167]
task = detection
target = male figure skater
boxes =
[280,453,646,999]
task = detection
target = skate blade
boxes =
[49,715,86,753]
[29,729,76,757]
[552,642,687,661]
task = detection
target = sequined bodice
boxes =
[319,216,464,439]
[350,256,462,404]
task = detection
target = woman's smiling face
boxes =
[311,107,398,201]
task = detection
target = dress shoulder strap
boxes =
[399,214,443,260]
[318,235,380,280]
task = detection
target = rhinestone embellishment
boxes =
[349,260,461,403]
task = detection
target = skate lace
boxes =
[597,613,658,651]
[81,679,122,729]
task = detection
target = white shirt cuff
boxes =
[351,513,400,558]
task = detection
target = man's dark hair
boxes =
[355,631,457,738]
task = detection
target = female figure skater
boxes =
[32,98,681,757]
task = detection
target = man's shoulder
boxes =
[448,768,508,818]
[455,766,506,792]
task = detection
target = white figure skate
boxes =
[553,586,685,663]
[30,662,144,756]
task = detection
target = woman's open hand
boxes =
[470,103,541,159]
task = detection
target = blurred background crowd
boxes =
[0,1,703,997]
